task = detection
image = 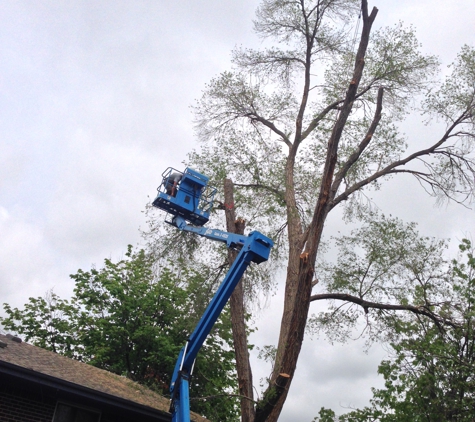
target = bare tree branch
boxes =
[246,113,293,148]
[330,86,384,199]
[301,84,375,141]
[309,292,458,329]
[330,110,474,210]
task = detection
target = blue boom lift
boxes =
[152,167,273,422]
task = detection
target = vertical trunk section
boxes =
[272,153,305,374]
[255,254,313,422]
[224,178,255,422]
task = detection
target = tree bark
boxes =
[224,178,255,422]
[309,293,456,329]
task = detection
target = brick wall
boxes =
[0,385,56,422]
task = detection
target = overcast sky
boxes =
[1,1,474,420]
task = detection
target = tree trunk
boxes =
[256,3,379,420]
[224,178,255,422]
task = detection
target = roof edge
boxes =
[0,360,171,421]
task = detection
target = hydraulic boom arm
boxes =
[150,167,273,421]
[168,217,273,422]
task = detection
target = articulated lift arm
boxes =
[168,216,272,422]
[151,168,273,422]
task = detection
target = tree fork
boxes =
[259,3,379,420]
[255,254,314,421]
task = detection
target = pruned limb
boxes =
[224,178,255,422]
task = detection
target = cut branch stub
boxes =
[254,374,290,422]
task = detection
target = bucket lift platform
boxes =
[152,167,216,226]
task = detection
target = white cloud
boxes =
[0,206,58,309]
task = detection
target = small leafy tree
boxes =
[313,407,338,422]
[1,290,79,357]
[1,246,239,421]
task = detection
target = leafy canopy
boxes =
[312,238,475,421]
[1,245,239,421]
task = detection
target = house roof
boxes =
[0,334,208,422]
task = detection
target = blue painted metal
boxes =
[167,218,273,421]
[152,167,217,227]
[172,216,248,250]
[176,230,272,371]
[151,169,273,422]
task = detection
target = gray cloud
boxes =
[1,1,474,420]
